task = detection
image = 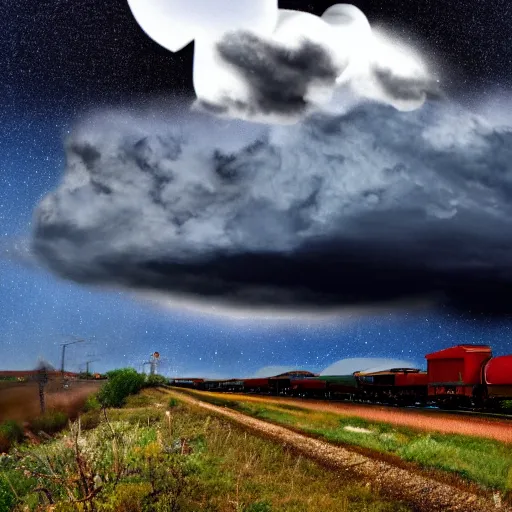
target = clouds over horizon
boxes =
[31,99,512,317]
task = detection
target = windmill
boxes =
[142,352,162,376]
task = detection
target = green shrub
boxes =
[83,394,101,412]
[97,368,146,408]
[31,411,69,434]
[0,477,15,512]
[0,420,23,445]
[106,482,152,512]
[145,374,169,388]
[168,398,180,408]
[501,400,512,410]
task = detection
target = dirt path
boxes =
[169,389,506,512]
[0,381,101,423]
[207,392,512,443]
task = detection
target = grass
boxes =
[177,389,512,493]
[0,421,24,453]
[30,410,69,435]
[0,388,410,512]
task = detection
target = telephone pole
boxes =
[60,339,86,374]
[85,359,99,378]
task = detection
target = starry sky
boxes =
[1,0,512,376]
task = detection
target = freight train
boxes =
[169,344,512,410]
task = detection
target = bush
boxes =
[169,398,180,408]
[83,394,101,412]
[0,479,15,512]
[501,400,512,410]
[106,482,152,512]
[145,374,169,388]
[97,368,146,408]
[0,420,23,445]
[31,411,69,434]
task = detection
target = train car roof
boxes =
[203,378,243,383]
[356,368,424,376]
[270,370,317,379]
[425,344,491,360]
[171,377,205,383]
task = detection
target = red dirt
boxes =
[0,380,101,423]
[211,392,512,443]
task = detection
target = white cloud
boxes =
[252,366,300,378]
[127,1,436,123]
[321,358,420,375]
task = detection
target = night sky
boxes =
[1,0,512,376]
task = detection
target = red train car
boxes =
[290,378,327,397]
[243,378,271,393]
[484,355,512,400]
[425,345,492,406]
[355,368,428,405]
[170,378,205,389]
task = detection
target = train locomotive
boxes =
[168,344,512,410]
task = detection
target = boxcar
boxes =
[425,345,492,407]
[290,378,327,397]
[355,368,428,405]
[318,374,358,398]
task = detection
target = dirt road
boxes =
[205,392,512,443]
[0,380,101,423]
[169,389,505,512]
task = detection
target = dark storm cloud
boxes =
[207,31,341,118]
[372,67,440,103]
[31,101,512,316]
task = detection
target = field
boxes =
[0,388,411,512]
[2,379,510,511]
[176,389,512,495]
[0,380,101,424]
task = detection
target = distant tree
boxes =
[145,374,169,388]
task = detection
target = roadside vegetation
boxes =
[0,369,166,455]
[176,389,512,494]
[0,384,409,512]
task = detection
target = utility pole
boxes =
[85,359,99,378]
[60,338,87,374]
[35,362,50,414]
